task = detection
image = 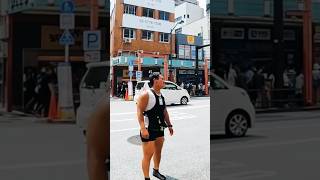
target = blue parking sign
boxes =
[61,0,74,13]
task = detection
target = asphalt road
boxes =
[110,97,210,180]
[212,110,320,180]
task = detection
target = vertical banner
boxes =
[57,63,75,121]
[178,45,185,59]
[191,45,196,59]
[185,45,191,59]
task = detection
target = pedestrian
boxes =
[136,72,174,180]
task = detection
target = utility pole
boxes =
[273,0,284,104]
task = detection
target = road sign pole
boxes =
[65,44,69,62]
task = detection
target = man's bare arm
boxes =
[164,108,172,126]
[86,98,109,180]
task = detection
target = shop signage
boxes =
[248,28,271,40]
[122,14,174,33]
[184,45,191,59]
[191,46,196,59]
[7,0,34,14]
[187,35,195,45]
[178,45,185,59]
[221,28,244,39]
[41,26,86,50]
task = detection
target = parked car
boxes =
[212,74,255,137]
[134,80,190,105]
[76,61,108,135]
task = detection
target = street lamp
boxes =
[169,20,184,82]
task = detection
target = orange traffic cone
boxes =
[125,89,129,101]
[48,95,58,122]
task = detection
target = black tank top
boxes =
[143,89,167,131]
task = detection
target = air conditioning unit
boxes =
[123,38,132,43]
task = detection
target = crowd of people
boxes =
[23,66,57,117]
[214,62,320,108]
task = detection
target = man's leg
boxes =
[142,141,155,179]
[153,136,166,179]
[153,136,164,170]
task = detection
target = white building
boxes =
[174,2,204,29]
[174,1,210,60]
[175,0,198,6]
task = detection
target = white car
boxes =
[134,80,190,105]
[212,74,255,137]
[76,61,108,135]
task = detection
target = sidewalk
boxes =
[0,108,48,123]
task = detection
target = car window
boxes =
[82,66,108,89]
[136,82,145,90]
[164,82,178,90]
[212,78,227,90]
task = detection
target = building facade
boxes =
[110,0,176,96]
[174,0,198,6]
[0,0,108,111]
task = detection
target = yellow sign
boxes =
[41,26,88,50]
[187,35,195,45]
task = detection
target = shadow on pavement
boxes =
[211,134,267,144]
[165,175,179,180]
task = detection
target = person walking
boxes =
[136,72,174,180]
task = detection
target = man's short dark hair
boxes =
[149,72,161,87]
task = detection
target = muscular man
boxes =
[136,72,174,180]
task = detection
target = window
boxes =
[124,4,136,15]
[143,8,154,18]
[212,78,227,90]
[142,30,153,41]
[175,16,182,22]
[165,82,178,90]
[159,11,170,21]
[187,14,190,18]
[159,33,170,43]
[123,28,135,39]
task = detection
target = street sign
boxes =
[59,30,74,45]
[60,0,75,13]
[128,59,134,66]
[60,13,75,29]
[129,65,133,71]
[128,71,133,77]
[83,31,101,51]
[84,51,101,62]
[136,71,142,81]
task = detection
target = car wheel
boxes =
[180,96,188,105]
[225,112,249,137]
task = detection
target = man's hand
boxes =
[140,128,149,139]
[168,127,174,136]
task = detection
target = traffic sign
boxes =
[128,71,133,77]
[136,71,142,81]
[83,31,101,51]
[60,13,75,29]
[129,66,133,71]
[84,51,101,62]
[60,0,75,13]
[59,30,75,45]
[128,59,134,66]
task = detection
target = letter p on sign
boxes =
[83,30,101,51]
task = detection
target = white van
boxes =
[134,80,190,105]
[76,61,108,134]
[212,74,255,137]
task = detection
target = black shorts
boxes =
[140,129,164,142]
